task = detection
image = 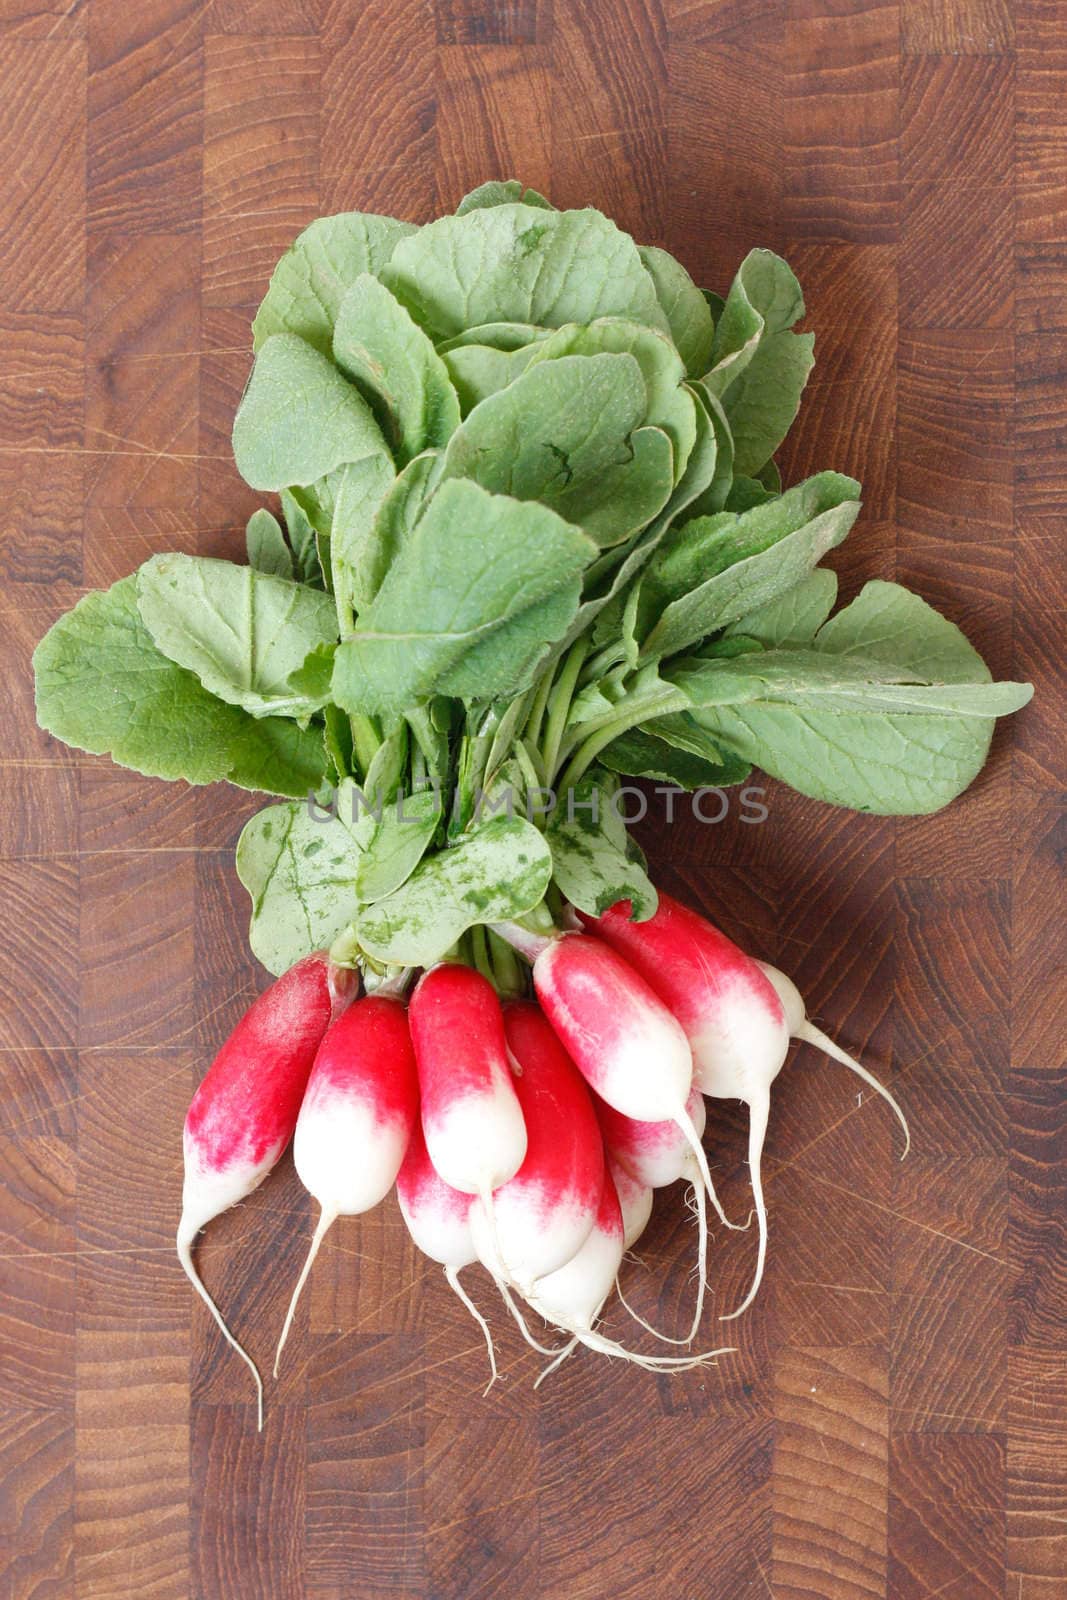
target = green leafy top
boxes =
[32,180,1032,980]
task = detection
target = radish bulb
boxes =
[597,1088,711,1343]
[177,953,356,1427]
[524,1167,735,1375]
[408,964,527,1205]
[755,959,910,1154]
[274,995,419,1375]
[610,1158,653,1250]
[523,930,740,1234]
[468,1000,604,1292]
[395,1121,498,1383]
[585,893,907,1321]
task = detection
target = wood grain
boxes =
[0,2,1064,1596]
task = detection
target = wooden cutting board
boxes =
[0,1,1063,1596]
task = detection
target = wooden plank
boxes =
[306,1335,425,1597]
[320,0,435,219]
[0,1403,74,1599]
[1004,1073,1065,1591]
[667,7,786,279]
[0,3,1061,1595]
[436,0,550,45]
[87,0,202,235]
[1018,0,1067,245]
[776,243,898,577]
[784,0,901,246]
[900,53,1013,327]
[84,233,201,511]
[551,0,666,240]
[901,0,1014,54]
[0,38,85,309]
[773,1345,889,1598]
[1008,1342,1067,1588]
[192,1403,306,1600]
[0,862,78,1050]
[891,1155,1009,1434]
[889,1434,1005,1597]
[435,44,552,209]
[77,851,197,1049]
[203,33,320,310]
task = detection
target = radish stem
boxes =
[540,637,590,783]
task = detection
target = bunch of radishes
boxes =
[178,890,907,1426]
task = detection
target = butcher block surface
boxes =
[0,0,1064,1596]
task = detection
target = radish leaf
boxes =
[246,509,294,579]
[332,480,596,714]
[355,815,552,966]
[233,334,391,492]
[252,211,416,356]
[639,471,861,656]
[674,583,1034,813]
[237,779,442,974]
[137,555,338,719]
[333,274,461,461]
[456,179,555,213]
[440,352,675,547]
[638,245,715,378]
[33,578,326,797]
[525,318,697,480]
[546,773,658,920]
[381,205,670,341]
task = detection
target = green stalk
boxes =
[523,660,557,750]
[579,640,627,687]
[554,688,688,796]
[470,923,496,987]
[488,929,527,999]
[408,706,444,780]
[349,713,382,777]
[511,738,545,809]
[540,637,590,785]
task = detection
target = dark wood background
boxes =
[1,0,1064,1595]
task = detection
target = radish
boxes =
[395,1120,499,1381]
[468,1000,604,1291]
[495,926,737,1235]
[273,995,419,1375]
[610,1158,653,1250]
[584,893,907,1321]
[579,895,791,1097]
[596,1084,707,1190]
[177,953,357,1426]
[596,1086,711,1341]
[408,963,527,1222]
[525,1166,735,1377]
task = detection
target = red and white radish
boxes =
[526,1167,734,1378]
[274,995,419,1374]
[408,964,527,1201]
[585,894,907,1321]
[395,1120,499,1381]
[597,1084,707,1190]
[512,929,737,1235]
[597,1086,711,1341]
[580,894,790,1098]
[176,952,356,1425]
[468,1000,604,1291]
[610,1158,653,1251]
